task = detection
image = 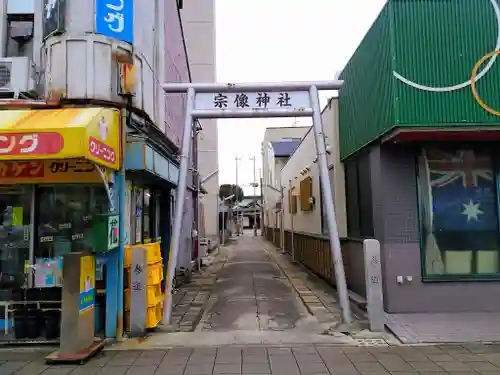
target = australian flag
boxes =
[427,148,499,252]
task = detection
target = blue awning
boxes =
[125,141,179,186]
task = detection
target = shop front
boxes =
[123,139,178,333]
[0,106,122,343]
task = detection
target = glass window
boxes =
[36,185,109,259]
[0,185,32,289]
[143,188,152,243]
[155,192,161,242]
[418,146,500,280]
[134,187,143,244]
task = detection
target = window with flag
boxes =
[418,146,500,280]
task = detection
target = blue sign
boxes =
[95,0,134,44]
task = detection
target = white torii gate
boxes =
[160,81,353,326]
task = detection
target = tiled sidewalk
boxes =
[170,250,227,332]
[4,344,500,375]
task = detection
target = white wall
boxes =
[180,0,219,240]
[280,99,347,237]
[261,127,309,228]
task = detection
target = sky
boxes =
[215,0,387,195]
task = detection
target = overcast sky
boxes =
[215,0,387,195]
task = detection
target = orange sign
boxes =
[0,159,109,184]
[0,107,121,170]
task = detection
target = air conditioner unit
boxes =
[0,57,35,97]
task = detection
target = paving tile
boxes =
[71,367,103,375]
[294,354,323,363]
[465,361,500,371]
[425,354,456,362]
[11,362,49,375]
[243,356,268,364]
[214,363,242,374]
[347,354,378,363]
[242,363,270,374]
[184,364,215,375]
[126,366,159,375]
[97,366,131,375]
[154,364,187,375]
[434,361,472,371]
[407,361,443,372]
[267,348,292,356]
[134,356,165,366]
[39,368,76,375]
[353,362,388,373]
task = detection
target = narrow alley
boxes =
[197,234,312,332]
[115,232,387,349]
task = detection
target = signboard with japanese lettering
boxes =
[107,215,119,250]
[194,91,311,112]
[95,0,134,44]
[0,159,111,184]
[0,107,121,170]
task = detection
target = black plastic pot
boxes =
[13,309,27,339]
[26,309,41,339]
[44,310,60,340]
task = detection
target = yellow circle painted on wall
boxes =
[471,49,500,117]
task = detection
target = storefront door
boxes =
[0,185,33,289]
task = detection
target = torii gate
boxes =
[160,81,352,326]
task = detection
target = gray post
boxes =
[289,179,295,260]
[252,156,257,236]
[129,247,147,336]
[162,87,196,325]
[363,239,385,332]
[309,85,352,325]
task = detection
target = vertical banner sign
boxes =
[108,215,120,250]
[79,255,95,314]
[95,0,134,44]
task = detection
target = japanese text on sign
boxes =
[0,161,44,178]
[50,161,95,173]
[89,137,116,163]
[95,0,134,44]
[0,133,64,156]
[194,91,311,111]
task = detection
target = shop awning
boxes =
[0,107,121,170]
[125,140,179,186]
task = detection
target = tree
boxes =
[219,184,244,204]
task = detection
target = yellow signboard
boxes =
[0,159,110,184]
[79,255,95,314]
[0,107,121,170]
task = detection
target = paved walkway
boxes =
[117,233,396,347]
[197,235,312,332]
[386,313,500,344]
[4,344,500,374]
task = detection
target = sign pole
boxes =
[161,87,195,325]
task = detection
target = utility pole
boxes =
[235,156,240,235]
[250,156,257,236]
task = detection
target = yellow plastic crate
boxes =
[125,262,163,285]
[124,243,162,267]
[146,303,162,328]
[124,289,130,311]
[147,262,164,285]
[147,284,162,307]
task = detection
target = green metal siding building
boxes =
[339,0,500,160]
[339,0,500,320]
